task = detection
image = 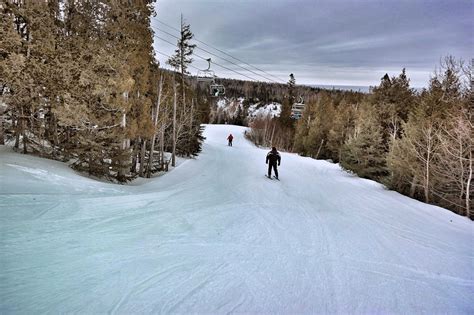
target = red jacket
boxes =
[227,134,233,141]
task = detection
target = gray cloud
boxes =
[153,0,472,87]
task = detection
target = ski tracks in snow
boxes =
[1,124,473,314]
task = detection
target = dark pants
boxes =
[268,162,278,178]
[228,140,232,146]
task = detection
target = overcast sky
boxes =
[152,0,472,87]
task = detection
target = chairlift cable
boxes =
[152,18,286,83]
[153,34,260,82]
[154,18,286,83]
[152,26,280,83]
[157,50,225,97]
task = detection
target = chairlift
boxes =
[290,112,302,119]
[197,58,215,82]
[291,96,305,119]
[210,83,225,97]
[197,57,225,97]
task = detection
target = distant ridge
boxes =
[308,84,423,93]
[309,84,370,93]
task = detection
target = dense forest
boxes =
[1,1,206,182]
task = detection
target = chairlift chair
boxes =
[196,57,225,97]
[210,83,225,97]
[290,96,305,119]
[197,58,215,82]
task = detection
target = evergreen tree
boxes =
[288,73,296,105]
[301,93,334,159]
[166,16,203,160]
[326,99,356,162]
[371,69,414,143]
[293,106,311,155]
[166,15,196,78]
[1,1,159,182]
[340,102,387,180]
[109,1,156,178]
[279,73,295,128]
[1,1,64,155]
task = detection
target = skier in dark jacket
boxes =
[227,134,233,146]
[266,147,281,179]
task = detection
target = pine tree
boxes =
[0,2,25,148]
[279,73,295,128]
[288,73,296,105]
[301,93,335,159]
[340,102,387,180]
[371,69,414,143]
[166,16,204,160]
[1,1,63,155]
[326,99,356,162]
[293,105,311,154]
[110,1,156,178]
[167,15,196,79]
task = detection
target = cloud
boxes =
[153,0,472,87]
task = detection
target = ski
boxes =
[265,175,273,180]
[273,176,280,181]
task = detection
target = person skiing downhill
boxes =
[227,134,233,146]
[266,147,281,179]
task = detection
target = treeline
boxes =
[0,1,205,182]
[246,75,364,151]
[210,77,322,103]
[190,76,327,126]
[294,59,472,218]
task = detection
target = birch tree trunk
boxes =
[466,149,472,217]
[147,75,163,177]
[172,75,177,167]
[118,110,129,180]
[160,126,165,167]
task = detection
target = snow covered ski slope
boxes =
[1,124,473,314]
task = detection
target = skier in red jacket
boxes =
[227,134,234,146]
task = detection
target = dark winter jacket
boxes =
[266,149,281,165]
[227,134,233,141]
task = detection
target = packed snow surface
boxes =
[1,124,473,314]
